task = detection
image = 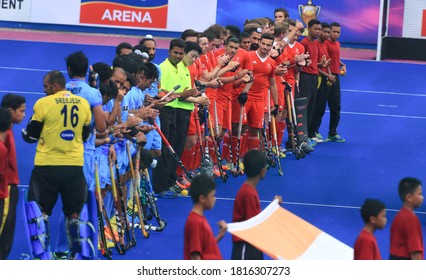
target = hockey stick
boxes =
[115,160,136,247]
[233,105,244,177]
[142,168,167,232]
[108,158,127,253]
[126,143,150,238]
[286,83,305,159]
[271,115,283,176]
[152,122,194,181]
[160,84,181,101]
[94,162,112,259]
[208,112,228,183]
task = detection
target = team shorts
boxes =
[216,97,232,131]
[28,166,87,216]
[245,100,265,128]
[83,152,95,192]
[231,99,247,125]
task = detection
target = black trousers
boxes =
[311,74,328,134]
[231,241,263,260]
[0,184,18,260]
[152,106,191,193]
[326,75,341,136]
[298,72,318,138]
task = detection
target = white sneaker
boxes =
[312,137,324,143]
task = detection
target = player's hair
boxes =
[243,23,262,35]
[321,22,331,30]
[308,19,321,28]
[112,53,143,75]
[66,51,89,77]
[169,38,185,52]
[398,177,422,201]
[181,29,199,41]
[273,22,289,37]
[360,199,386,224]
[115,42,132,56]
[184,41,203,55]
[139,35,156,46]
[1,94,26,110]
[190,174,216,203]
[92,62,113,83]
[225,36,240,45]
[45,70,66,89]
[239,31,250,41]
[330,22,341,28]
[226,25,241,39]
[202,28,220,42]
[0,107,12,132]
[99,79,118,100]
[261,32,274,41]
[243,150,267,178]
[141,62,159,81]
[274,8,289,19]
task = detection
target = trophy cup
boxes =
[298,0,321,36]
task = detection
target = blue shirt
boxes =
[66,79,103,153]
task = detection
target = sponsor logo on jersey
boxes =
[60,130,75,141]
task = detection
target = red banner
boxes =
[80,2,168,29]
[422,10,426,37]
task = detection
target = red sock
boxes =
[231,136,239,164]
[222,132,230,162]
[247,135,260,151]
[276,120,286,147]
[207,136,217,164]
[241,132,248,156]
[177,148,192,177]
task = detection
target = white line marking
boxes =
[0,90,43,95]
[378,104,398,108]
[216,196,426,215]
[340,111,426,119]
[343,89,426,97]
[0,66,66,72]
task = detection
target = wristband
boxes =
[108,134,115,143]
[109,127,114,134]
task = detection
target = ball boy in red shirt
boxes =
[184,174,227,260]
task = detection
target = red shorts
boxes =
[216,96,232,130]
[231,99,247,125]
[245,100,264,128]
[187,110,197,135]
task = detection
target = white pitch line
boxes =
[340,111,426,120]
[378,104,398,108]
[0,90,44,95]
[0,66,67,72]
[216,196,426,215]
[342,88,426,97]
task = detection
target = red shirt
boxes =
[317,41,329,74]
[199,52,217,100]
[300,37,319,75]
[4,129,19,185]
[0,141,9,199]
[284,41,305,87]
[325,40,341,75]
[353,229,381,260]
[188,58,202,87]
[248,51,276,102]
[390,207,424,259]
[232,183,261,242]
[184,211,222,260]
